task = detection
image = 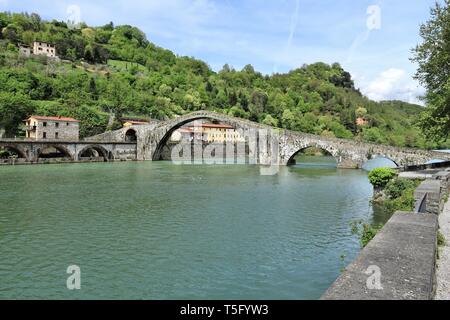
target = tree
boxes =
[412,0,450,141]
[0,92,34,136]
[368,168,397,189]
[2,23,20,42]
[355,107,368,118]
[262,114,278,127]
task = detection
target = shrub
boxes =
[438,231,447,247]
[378,178,421,214]
[384,178,417,199]
[351,220,382,248]
[368,167,397,188]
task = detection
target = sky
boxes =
[0,0,438,105]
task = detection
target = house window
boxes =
[55,132,59,139]
[43,132,47,139]
[55,123,59,128]
[43,122,47,127]
[66,122,69,126]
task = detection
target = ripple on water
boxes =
[0,161,374,299]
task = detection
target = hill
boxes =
[0,11,446,149]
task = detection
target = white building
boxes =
[32,41,57,58]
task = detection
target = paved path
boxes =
[435,199,450,300]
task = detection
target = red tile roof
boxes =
[26,116,80,123]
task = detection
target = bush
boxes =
[351,220,382,248]
[438,231,447,247]
[378,178,421,214]
[384,178,417,199]
[368,167,397,188]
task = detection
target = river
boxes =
[0,156,389,299]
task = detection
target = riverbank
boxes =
[322,168,450,300]
[435,198,450,300]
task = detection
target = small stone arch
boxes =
[37,145,73,160]
[78,145,112,162]
[364,154,400,168]
[0,144,28,160]
[286,143,339,166]
[125,129,137,142]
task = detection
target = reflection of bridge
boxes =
[2,111,450,168]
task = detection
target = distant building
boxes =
[24,116,80,141]
[18,45,31,57]
[170,122,245,143]
[121,118,151,127]
[170,128,194,142]
[32,41,57,58]
[356,117,368,126]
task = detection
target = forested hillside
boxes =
[0,12,446,148]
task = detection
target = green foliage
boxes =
[384,178,418,199]
[378,178,421,214]
[351,220,382,248]
[0,11,444,145]
[438,231,447,247]
[412,1,450,141]
[368,168,397,189]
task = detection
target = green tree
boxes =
[368,168,397,189]
[262,114,278,127]
[0,92,34,136]
[412,0,450,141]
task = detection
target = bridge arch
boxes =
[78,145,112,162]
[151,113,242,161]
[0,144,28,160]
[37,145,74,161]
[362,155,399,170]
[125,129,137,142]
[286,143,340,166]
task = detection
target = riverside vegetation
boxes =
[1,11,449,150]
[352,168,422,247]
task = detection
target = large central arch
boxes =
[151,112,250,161]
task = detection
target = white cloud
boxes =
[362,68,425,105]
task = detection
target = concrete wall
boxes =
[322,170,450,300]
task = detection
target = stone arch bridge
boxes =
[82,111,450,169]
[0,140,137,163]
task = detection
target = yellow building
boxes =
[187,123,245,143]
[122,119,150,127]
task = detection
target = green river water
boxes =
[0,156,390,299]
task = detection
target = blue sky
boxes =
[0,0,438,105]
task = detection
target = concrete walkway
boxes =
[435,199,450,300]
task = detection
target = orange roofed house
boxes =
[24,116,80,141]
